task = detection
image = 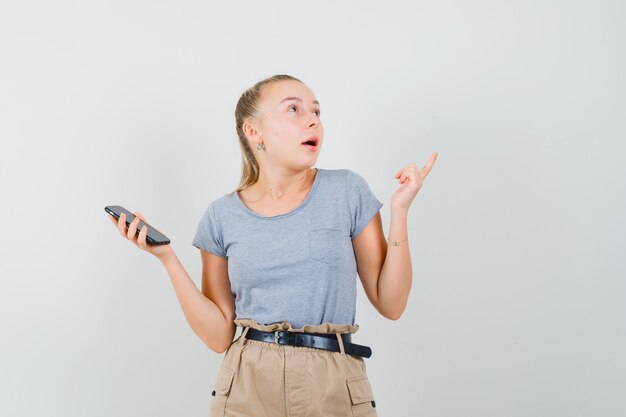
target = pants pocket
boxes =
[346,374,377,417]
[209,365,235,417]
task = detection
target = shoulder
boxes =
[197,192,234,221]
[213,192,235,210]
[339,168,372,188]
[316,168,375,193]
[316,167,355,184]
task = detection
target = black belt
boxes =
[243,327,372,358]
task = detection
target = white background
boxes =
[1,1,624,416]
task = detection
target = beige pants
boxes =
[209,318,378,417]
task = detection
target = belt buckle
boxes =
[274,331,301,346]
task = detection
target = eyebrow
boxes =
[279,96,320,106]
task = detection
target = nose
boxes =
[306,112,320,128]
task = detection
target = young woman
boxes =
[109,74,437,417]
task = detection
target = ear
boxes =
[243,117,262,143]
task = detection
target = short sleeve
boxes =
[192,202,227,258]
[346,170,384,239]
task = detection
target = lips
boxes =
[301,136,318,146]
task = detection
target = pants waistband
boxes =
[240,327,372,358]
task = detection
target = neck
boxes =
[255,168,314,200]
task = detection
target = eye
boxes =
[288,105,321,117]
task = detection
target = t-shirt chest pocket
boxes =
[308,228,343,264]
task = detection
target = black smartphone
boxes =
[104,205,170,245]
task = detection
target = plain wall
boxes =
[1,0,624,416]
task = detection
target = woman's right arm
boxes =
[109,211,236,353]
[159,248,236,353]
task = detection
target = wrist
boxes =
[387,236,408,246]
[390,205,408,216]
[158,246,176,264]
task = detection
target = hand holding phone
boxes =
[105,205,170,245]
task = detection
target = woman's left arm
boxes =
[353,153,438,320]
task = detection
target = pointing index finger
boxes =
[422,152,438,177]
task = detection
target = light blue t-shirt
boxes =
[191,168,383,329]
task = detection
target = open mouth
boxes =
[301,136,318,147]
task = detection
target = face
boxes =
[245,80,324,170]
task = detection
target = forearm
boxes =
[377,207,413,320]
[158,248,231,352]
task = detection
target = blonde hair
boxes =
[234,74,303,191]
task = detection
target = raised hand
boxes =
[391,152,438,211]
